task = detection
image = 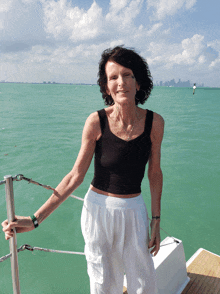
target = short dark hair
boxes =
[97,46,153,105]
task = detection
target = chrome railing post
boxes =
[4,175,21,294]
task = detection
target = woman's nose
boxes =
[118,75,125,86]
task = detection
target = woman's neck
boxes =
[113,103,137,126]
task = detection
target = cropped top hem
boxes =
[91,108,153,195]
[91,183,142,195]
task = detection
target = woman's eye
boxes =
[124,73,133,78]
[109,76,117,80]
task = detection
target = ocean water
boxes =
[0,83,219,293]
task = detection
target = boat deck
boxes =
[123,249,220,294]
[182,249,220,294]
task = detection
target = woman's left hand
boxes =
[148,219,160,256]
[2,216,34,240]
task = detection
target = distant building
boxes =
[157,79,192,87]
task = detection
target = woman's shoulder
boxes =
[152,111,164,127]
[87,110,100,122]
[84,111,101,129]
[150,111,164,141]
[84,110,103,140]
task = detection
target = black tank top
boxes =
[91,109,153,194]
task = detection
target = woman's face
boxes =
[105,61,140,106]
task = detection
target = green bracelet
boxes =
[31,215,39,228]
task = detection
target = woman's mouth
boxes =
[117,90,128,93]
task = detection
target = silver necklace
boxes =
[121,121,135,141]
[116,107,137,141]
[122,122,135,141]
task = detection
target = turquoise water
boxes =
[0,83,219,293]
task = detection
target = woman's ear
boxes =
[136,82,140,91]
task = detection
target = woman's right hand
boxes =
[1,216,34,240]
[148,219,161,256]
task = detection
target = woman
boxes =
[2,46,164,293]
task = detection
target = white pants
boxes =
[81,189,156,294]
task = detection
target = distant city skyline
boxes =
[155,79,204,88]
[0,78,210,88]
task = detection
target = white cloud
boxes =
[170,34,205,65]
[144,33,220,86]
[1,42,109,83]
[147,0,197,20]
[0,0,46,51]
[198,55,205,64]
[108,0,130,13]
[209,58,220,69]
[208,40,220,52]
[0,0,13,13]
[184,0,197,9]
[146,23,163,36]
[168,34,219,67]
[0,0,219,86]
[106,0,143,28]
[42,0,103,42]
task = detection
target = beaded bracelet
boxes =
[31,215,39,228]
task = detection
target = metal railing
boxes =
[4,175,21,294]
[1,174,85,294]
[1,174,177,294]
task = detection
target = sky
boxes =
[0,0,220,87]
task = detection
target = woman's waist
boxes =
[90,174,143,195]
[90,185,140,198]
[86,186,145,209]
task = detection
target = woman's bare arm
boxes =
[2,112,101,239]
[148,112,164,256]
